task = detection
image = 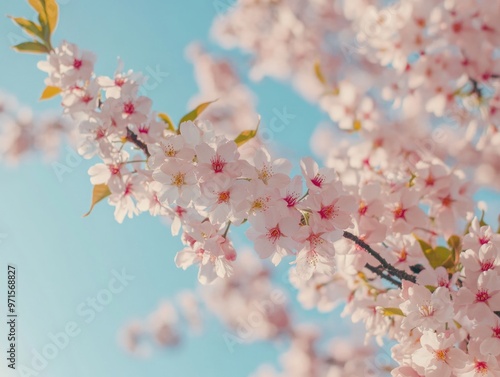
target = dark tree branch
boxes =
[343,231,417,284]
[126,128,150,157]
[365,263,402,288]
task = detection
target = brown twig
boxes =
[343,231,417,284]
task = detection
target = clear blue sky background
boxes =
[0,2,498,377]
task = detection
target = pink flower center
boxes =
[175,206,186,217]
[96,128,106,139]
[393,206,407,220]
[452,22,463,33]
[81,94,93,104]
[171,172,186,187]
[398,249,407,262]
[475,361,488,374]
[479,236,490,245]
[109,164,121,175]
[481,260,495,272]
[319,203,337,220]
[250,197,269,213]
[492,326,500,339]
[258,165,273,184]
[211,154,226,173]
[124,183,133,196]
[115,77,125,87]
[358,201,368,216]
[284,192,299,207]
[138,125,149,134]
[311,174,325,188]
[123,102,135,115]
[434,349,448,361]
[425,175,435,186]
[476,289,490,303]
[217,191,230,204]
[267,226,283,244]
[73,59,83,69]
[441,195,454,208]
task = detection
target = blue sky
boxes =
[1,2,499,377]
[0,1,345,377]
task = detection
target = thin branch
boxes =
[365,263,402,288]
[223,221,232,238]
[126,128,150,157]
[343,231,417,284]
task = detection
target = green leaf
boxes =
[158,112,176,133]
[427,246,453,269]
[415,235,454,269]
[12,41,49,54]
[415,236,432,255]
[83,184,111,217]
[381,307,405,317]
[234,116,261,147]
[9,17,44,40]
[40,85,62,100]
[28,0,58,33]
[178,100,217,126]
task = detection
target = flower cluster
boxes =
[0,91,74,164]
[213,0,500,189]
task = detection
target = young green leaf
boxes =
[12,41,49,54]
[178,100,217,126]
[381,307,405,317]
[9,17,44,40]
[414,236,432,255]
[426,246,453,269]
[158,113,176,133]
[83,184,111,217]
[28,0,58,33]
[234,116,261,147]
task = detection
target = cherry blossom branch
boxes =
[343,231,417,284]
[364,263,402,288]
[126,128,150,157]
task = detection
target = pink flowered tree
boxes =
[10,0,500,376]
